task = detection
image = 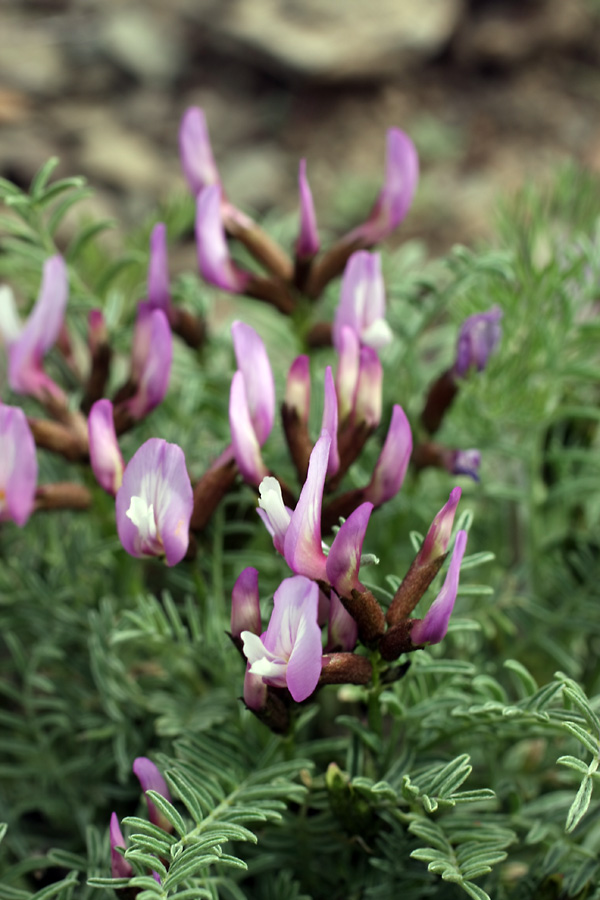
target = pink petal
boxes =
[411,530,468,645]
[326,501,373,597]
[147,223,171,313]
[179,107,220,197]
[0,404,37,526]
[333,251,390,350]
[231,567,261,638]
[231,321,275,445]
[110,812,132,879]
[296,159,320,258]
[264,576,322,702]
[229,371,268,485]
[88,400,124,496]
[327,592,358,652]
[285,355,311,423]
[321,366,339,477]
[257,477,291,554]
[128,309,172,420]
[417,487,462,567]
[335,325,360,421]
[133,757,172,830]
[365,405,412,506]
[195,185,249,293]
[353,347,383,428]
[284,433,330,581]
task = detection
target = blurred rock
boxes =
[220,145,288,212]
[0,14,68,94]
[99,7,184,85]
[205,0,465,82]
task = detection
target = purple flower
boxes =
[133,757,172,831]
[326,501,374,598]
[344,129,419,246]
[418,487,462,568]
[145,223,171,315]
[454,306,502,377]
[443,448,481,482]
[327,593,358,652]
[411,530,468,645]
[285,355,311,423]
[128,308,172,420]
[241,575,323,702]
[258,432,330,582]
[179,107,220,198]
[0,404,37,526]
[333,252,392,351]
[195,185,250,293]
[88,400,124,496]
[110,813,133,879]
[321,366,339,477]
[228,322,274,485]
[364,405,412,506]
[116,438,193,566]
[0,255,68,401]
[231,567,261,639]
[296,159,320,259]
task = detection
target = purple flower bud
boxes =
[335,325,360,421]
[296,159,320,259]
[231,567,261,639]
[0,256,68,401]
[444,448,481,482]
[241,575,323,702]
[128,308,172,420]
[285,355,311,424]
[133,757,172,831]
[0,404,37,526]
[88,309,108,355]
[321,367,339,477]
[364,405,412,507]
[231,321,275,446]
[147,223,171,315]
[195,185,250,293]
[110,812,133,879]
[454,306,502,377]
[418,487,461,567]
[326,501,374,598]
[243,664,268,711]
[333,252,392,351]
[344,129,419,245]
[353,346,383,428]
[258,433,330,581]
[179,107,220,197]
[411,530,468,645]
[116,438,193,566]
[88,399,124,496]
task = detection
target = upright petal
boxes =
[229,371,268,485]
[411,530,468,645]
[454,306,503,376]
[327,592,358,652]
[321,367,339,477]
[365,405,412,506]
[284,432,330,581]
[296,159,320,258]
[110,813,133,879]
[88,399,124,496]
[333,251,391,350]
[285,355,311,424]
[147,223,171,313]
[128,309,172,420]
[326,502,373,597]
[335,325,360,421]
[133,757,172,831]
[116,438,193,566]
[231,321,275,445]
[417,487,461,568]
[344,129,419,245]
[0,404,37,526]
[196,185,250,293]
[258,476,291,554]
[179,107,220,197]
[231,567,261,638]
[353,347,383,428]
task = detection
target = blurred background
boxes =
[1,0,600,256]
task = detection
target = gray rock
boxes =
[205,0,464,82]
[99,7,183,85]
